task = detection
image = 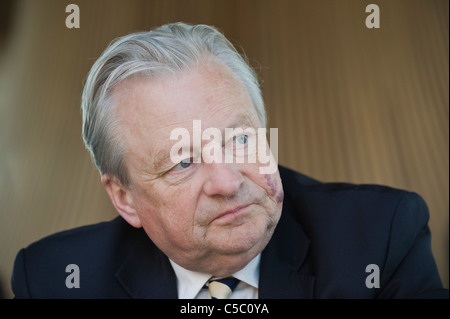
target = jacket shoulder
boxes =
[279,164,429,247]
[279,164,417,200]
[11,217,139,298]
[278,165,427,223]
[278,165,447,298]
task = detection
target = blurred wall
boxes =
[0,0,448,298]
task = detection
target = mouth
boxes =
[213,204,252,224]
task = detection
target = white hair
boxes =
[81,22,266,187]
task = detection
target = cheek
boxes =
[136,190,198,244]
[140,189,193,225]
[264,173,284,203]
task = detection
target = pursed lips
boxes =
[213,203,253,224]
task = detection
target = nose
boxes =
[202,162,244,197]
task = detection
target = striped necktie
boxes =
[204,277,240,299]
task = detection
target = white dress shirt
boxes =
[169,254,260,299]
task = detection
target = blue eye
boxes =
[235,135,248,145]
[177,158,191,169]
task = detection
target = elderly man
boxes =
[11,22,447,299]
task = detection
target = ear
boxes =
[102,174,142,228]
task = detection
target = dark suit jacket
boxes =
[11,166,448,298]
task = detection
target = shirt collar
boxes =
[232,253,260,289]
[169,253,261,299]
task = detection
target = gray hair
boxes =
[81,22,266,188]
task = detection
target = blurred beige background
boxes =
[0,0,448,298]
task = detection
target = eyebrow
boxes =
[151,147,180,172]
[226,115,255,130]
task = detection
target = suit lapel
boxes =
[259,194,315,298]
[115,230,178,299]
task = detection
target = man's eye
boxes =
[174,158,192,170]
[235,135,248,145]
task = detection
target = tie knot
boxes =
[205,277,240,299]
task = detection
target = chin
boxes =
[216,221,274,257]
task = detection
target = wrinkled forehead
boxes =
[114,62,258,129]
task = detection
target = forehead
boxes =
[113,60,255,126]
[111,60,259,169]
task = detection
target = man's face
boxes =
[111,60,283,276]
